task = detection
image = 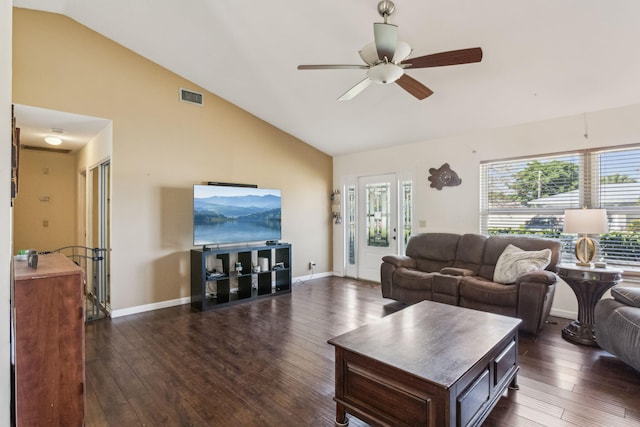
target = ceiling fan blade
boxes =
[298,64,369,70]
[338,78,372,101]
[373,23,398,61]
[359,42,379,66]
[392,41,413,63]
[395,74,433,100]
[402,47,483,69]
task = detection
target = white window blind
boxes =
[480,145,640,270]
[480,153,580,236]
[591,147,640,266]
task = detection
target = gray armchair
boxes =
[595,286,640,372]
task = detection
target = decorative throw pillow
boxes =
[493,244,552,284]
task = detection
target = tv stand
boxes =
[190,243,291,311]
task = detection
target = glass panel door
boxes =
[366,182,391,247]
[357,174,398,281]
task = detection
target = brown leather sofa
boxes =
[381,233,562,336]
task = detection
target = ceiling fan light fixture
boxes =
[367,62,403,84]
[297,1,482,101]
[44,136,62,146]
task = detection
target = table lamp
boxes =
[563,208,608,267]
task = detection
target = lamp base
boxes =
[575,261,593,267]
[575,236,596,267]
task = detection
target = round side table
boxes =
[556,264,622,346]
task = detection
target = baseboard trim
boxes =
[293,271,335,282]
[111,296,191,318]
[550,308,575,320]
[111,273,338,318]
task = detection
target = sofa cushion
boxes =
[392,268,436,291]
[381,255,416,269]
[440,267,475,276]
[459,276,518,308]
[432,274,461,305]
[452,233,488,274]
[493,244,552,284]
[478,235,561,280]
[611,286,640,308]
[406,233,460,272]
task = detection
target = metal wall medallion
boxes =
[428,163,461,190]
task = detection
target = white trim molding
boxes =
[110,273,338,318]
[111,296,191,318]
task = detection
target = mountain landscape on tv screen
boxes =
[193,185,282,246]
[194,194,281,222]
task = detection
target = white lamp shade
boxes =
[563,208,608,234]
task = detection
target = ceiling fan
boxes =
[297,0,483,101]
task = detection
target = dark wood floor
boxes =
[85,277,640,426]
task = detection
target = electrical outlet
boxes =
[309,261,316,269]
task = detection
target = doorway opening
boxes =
[344,174,413,281]
[12,104,112,321]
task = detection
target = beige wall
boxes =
[13,8,333,311]
[1,0,12,424]
[13,149,77,252]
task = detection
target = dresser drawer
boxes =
[493,339,517,387]
[457,369,490,427]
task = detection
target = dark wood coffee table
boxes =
[328,300,521,426]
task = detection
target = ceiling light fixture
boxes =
[44,136,62,146]
[367,62,404,84]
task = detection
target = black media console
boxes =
[190,243,292,311]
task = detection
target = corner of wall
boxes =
[2,1,13,425]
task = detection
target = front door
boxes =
[357,174,398,281]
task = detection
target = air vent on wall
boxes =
[180,88,204,106]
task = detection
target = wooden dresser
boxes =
[13,253,85,426]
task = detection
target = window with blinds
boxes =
[480,145,640,270]
[592,147,640,266]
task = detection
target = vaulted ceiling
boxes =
[13,0,640,156]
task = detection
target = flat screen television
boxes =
[193,184,281,246]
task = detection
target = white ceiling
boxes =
[14,105,110,152]
[12,0,640,156]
